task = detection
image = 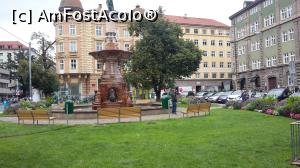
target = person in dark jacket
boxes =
[171,90,177,114]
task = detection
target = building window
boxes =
[220,62,224,68]
[228,73,233,78]
[69,41,77,52]
[218,30,223,35]
[195,73,200,79]
[97,60,103,70]
[282,31,289,42]
[280,6,293,20]
[219,40,223,46]
[290,52,295,61]
[204,73,209,78]
[251,41,260,51]
[219,51,224,57]
[203,62,208,68]
[250,6,258,15]
[227,41,231,47]
[266,35,276,47]
[227,62,232,68]
[252,60,257,70]
[124,29,130,38]
[202,29,207,34]
[58,25,63,36]
[283,53,289,64]
[202,39,207,46]
[227,51,231,57]
[185,28,190,34]
[69,25,76,36]
[263,0,273,8]
[60,60,64,70]
[95,26,102,36]
[238,46,246,56]
[212,62,216,68]
[194,40,199,46]
[264,14,275,27]
[220,73,225,79]
[211,40,215,46]
[272,56,277,66]
[58,42,64,52]
[96,42,103,51]
[211,30,215,35]
[211,51,216,57]
[0,53,3,57]
[194,29,198,34]
[70,59,77,70]
[124,44,130,51]
[266,57,272,67]
[250,21,259,33]
[212,73,217,79]
[289,29,294,40]
[203,51,208,56]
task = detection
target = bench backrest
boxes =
[17,110,33,120]
[98,108,119,119]
[187,104,200,113]
[199,103,211,113]
[32,110,50,119]
[120,107,141,118]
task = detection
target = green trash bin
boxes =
[64,100,74,115]
[161,96,170,109]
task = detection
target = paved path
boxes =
[0,107,209,125]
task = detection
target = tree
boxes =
[31,32,56,70]
[17,57,59,97]
[126,9,202,101]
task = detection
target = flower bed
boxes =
[226,96,300,119]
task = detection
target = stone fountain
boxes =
[89,22,132,110]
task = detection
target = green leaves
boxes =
[126,12,202,100]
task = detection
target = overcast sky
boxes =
[0,0,245,46]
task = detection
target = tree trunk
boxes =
[155,89,161,102]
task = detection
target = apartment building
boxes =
[230,0,300,91]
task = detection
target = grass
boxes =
[0,109,296,168]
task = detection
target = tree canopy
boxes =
[126,10,202,100]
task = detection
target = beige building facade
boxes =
[55,0,233,97]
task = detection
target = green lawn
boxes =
[0,109,296,168]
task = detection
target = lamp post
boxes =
[28,42,32,101]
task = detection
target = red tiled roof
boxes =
[0,41,28,50]
[164,15,229,28]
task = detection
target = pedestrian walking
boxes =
[171,90,177,114]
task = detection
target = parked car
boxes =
[195,92,208,99]
[204,92,215,100]
[217,91,234,104]
[291,92,300,97]
[208,92,225,103]
[266,88,290,101]
[227,90,247,102]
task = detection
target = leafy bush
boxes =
[3,107,16,115]
[232,101,243,110]
[20,100,31,109]
[244,101,257,111]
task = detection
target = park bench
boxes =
[97,108,120,124]
[32,109,56,125]
[16,110,34,124]
[97,107,142,124]
[120,107,142,122]
[181,103,211,118]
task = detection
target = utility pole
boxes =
[29,42,32,101]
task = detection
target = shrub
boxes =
[255,97,277,112]
[232,101,243,110]
[244,101,257,111]
[3,107,16,115]
[20,100,31,109]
